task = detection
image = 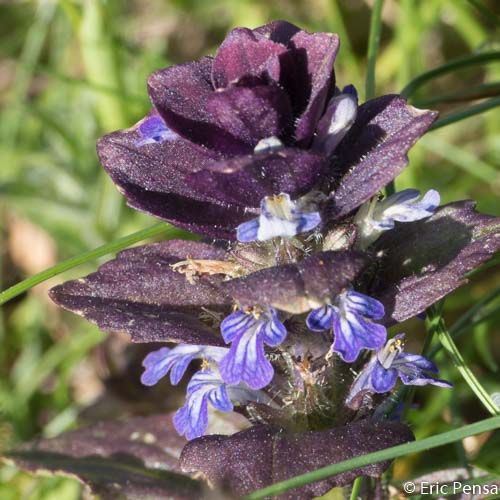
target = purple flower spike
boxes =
[136,115,177,146]
[173,369,234,440]
[237,193,321,242]
[307,290,387,362]
[97,21,441,239]
[355,189,440,248]
[219,307,287,389]
[313,85,358,156]
[348,335,452,403]
[141,344,228,386]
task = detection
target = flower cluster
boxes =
[50,20,500,497]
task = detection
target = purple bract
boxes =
[49,20,500,500]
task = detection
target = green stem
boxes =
[244,416,500,499]
[0,224,192,306]
[401,52,500,99]
[349,476,363,500]
[428,306,499,416]
[428,96,500,131]
[365,0,385,101]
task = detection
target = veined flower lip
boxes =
[306,289,387,362]
[218,306,287,389]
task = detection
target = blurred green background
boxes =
[0,0,499,498]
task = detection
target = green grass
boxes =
[0,0,499,498]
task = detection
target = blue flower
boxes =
[312,84,358,156]
[306,290,386,362]
[136,115,177,146]
[236,193,321,242]
[173,369,234,440]
[141,344,228,386]
[355,189,440,248]
[219,307,287,389]
[348,334,452,401]
[173,368,276,440]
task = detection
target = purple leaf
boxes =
[187,148,326,208]
[369,201,500,323]
[222,251,370,314]
[114,182,249,239]
[328,96,438,219]
[207,81,293,147]
[49,241,232,344]
[96,114,222,200]
[180,419,414,500]
[212,27,288,88]
[6,415,202,500]
[290,30,340,145]
[148,57,248,154]
[253,20,301,44]
[96,116,250,239]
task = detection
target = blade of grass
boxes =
[59,0,82,31]
[394,0,422,91]
[324,1,363,86]
[474,322,498,372]
[349,476,363,500]
[79,0,128,131]
[420,135,498,184]
[429,285,500,359]
[429,96,500,131]
[401,52,500,99]
[0,224,193,306]
[427,304,499,416]
[244,416,500,499]
[365,0,393,198]
[365,0,385,101]
[446,0,487,48]
[38,66,147,105]
[467,0,500,27]
[413,81,500,107]
[80,0,129,238]
[25,104,82,160]
[449,287,500,340]
[1,1,56,147]
[13,325,103,401]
